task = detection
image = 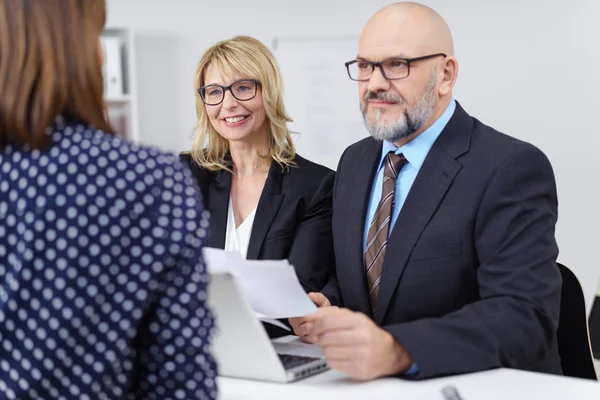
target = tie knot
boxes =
[383,152,407,179]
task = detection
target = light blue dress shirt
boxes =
[363,99,456,250]
[362,99,456,377]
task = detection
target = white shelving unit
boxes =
[101,27,139,142]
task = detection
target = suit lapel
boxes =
[206,169,231,249]
[246,161,285,260]
[344,139,382,316]
[375,103,473,324]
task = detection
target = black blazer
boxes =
[180,152,335,293]
[323,102,562,379]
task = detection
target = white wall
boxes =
[106,0,600,310]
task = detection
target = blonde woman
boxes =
[181,36,334,296]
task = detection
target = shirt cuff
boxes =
[404,362,419,377]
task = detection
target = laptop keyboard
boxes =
[277,353,321,370]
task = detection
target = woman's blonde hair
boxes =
[0,0,113,149]
[191,36,295,171]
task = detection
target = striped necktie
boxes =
[365,152,408,316]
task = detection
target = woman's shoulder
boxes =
[281,153,335,197]
[43,121,201,206]
[54,120,182,169]
[178,150,193,163]
[177,150,224,200]
[178,151,218,178]
[290,153,334,178]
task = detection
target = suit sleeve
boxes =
[320,147,353,307]
[287,170,336,293]
[384,144,561,379]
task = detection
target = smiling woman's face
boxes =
[203,63,268,144]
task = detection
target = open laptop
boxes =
[208,271,329,382]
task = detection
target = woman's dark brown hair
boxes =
[0,0,113,149]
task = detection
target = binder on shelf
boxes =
[101,36,124,97]
[590,279,600,359]
[105,105,129,138]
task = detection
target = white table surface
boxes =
[219,368,600,400]
[217,335,600,399]
[218,337,600,400]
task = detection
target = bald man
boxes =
[290,2,562,380]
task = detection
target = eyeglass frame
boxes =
[197,79,260,106]
[344,53,447,81]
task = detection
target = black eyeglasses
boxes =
[345,53,446,81]
[198,79,259,106]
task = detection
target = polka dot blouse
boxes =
[0,117,217,399]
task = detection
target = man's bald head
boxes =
[355,2,458,146]
[360,2,454,59]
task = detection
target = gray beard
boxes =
[361,69,437,143]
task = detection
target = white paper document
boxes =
[203,247,317,319]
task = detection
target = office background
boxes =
[105,0,600,310]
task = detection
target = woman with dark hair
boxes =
[0,1,217,398]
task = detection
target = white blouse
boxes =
[224,197,257,259]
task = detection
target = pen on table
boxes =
[441,385,464,400]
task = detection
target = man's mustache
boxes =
[363,91,403,104]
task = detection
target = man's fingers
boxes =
[298,322,318,344]
[302,305,342,324]
[312,308,361,334]
[308,292,331,308]
[288,316,305,330]
[298,321,313,336]
[289,319,319,344]
[299,332,318,344]
[317,329,363,348]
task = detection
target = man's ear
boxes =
[439,56,458,97]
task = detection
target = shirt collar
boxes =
[378,98,456,171]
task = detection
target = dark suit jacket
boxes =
[180,152,335,293]
[323,102,562,379]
